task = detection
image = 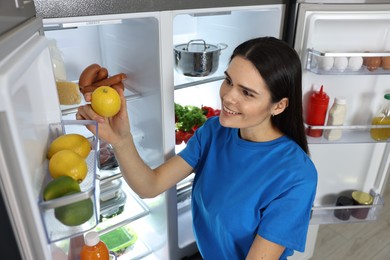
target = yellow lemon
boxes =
[47,133,91,159]
[49,150,88,183]
[91,86,121,117]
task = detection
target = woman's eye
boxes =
[242,89,253,97]
[224,77,233,86]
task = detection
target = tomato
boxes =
[183,132,193,143]
[175,130,185,145]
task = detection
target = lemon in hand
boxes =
[91,86,121,117]
[49,150,88,183]
[47,133,91,159]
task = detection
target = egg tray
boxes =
[38,120,99,243]
[306,49,390,75]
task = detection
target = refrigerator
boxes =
[2,0,295,259]
[0,1,169,259]
[290,0,390,258]
[163,4,290,259]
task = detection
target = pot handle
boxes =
[217,43,228,51]
[186,39,207,51]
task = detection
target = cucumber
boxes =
[43,176,81,201]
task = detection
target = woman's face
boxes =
[219,56,277,139]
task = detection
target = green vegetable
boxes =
[175,103,207,132]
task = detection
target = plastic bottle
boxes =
[80,231,109,260]
[306,85,330,137]
[370,94,390,141]
[47,39,67,81]
[324,97,347,141]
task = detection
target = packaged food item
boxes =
[351,191,373,219]
[306,85,330,137]
[324,97,347,141]
[370,94,390,141]
[80,231,110,260]
[100,227,138,255]
[334,196,354,221]
[47,39,67,81]
[56,81,81,105]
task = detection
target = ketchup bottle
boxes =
[306,85,330,137]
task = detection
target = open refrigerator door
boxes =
[42,12,170,259]
[291,2,390,258]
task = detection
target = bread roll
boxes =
[56,81,81,105]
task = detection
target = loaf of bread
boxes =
[56,81,81,105]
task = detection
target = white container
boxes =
[47,39,67,81]
[324,97,347,141]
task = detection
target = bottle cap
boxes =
[311,85,330,104]
[384,94,390,100]
[352,191,373,205]
[84,231,100,246]
[334,97,347,105]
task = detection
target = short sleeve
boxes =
[257,177,316,252]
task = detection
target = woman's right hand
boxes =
[76,87,132,149]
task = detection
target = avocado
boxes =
[43,176,81,201]
[54,191,94,226]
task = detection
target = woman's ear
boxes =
[272,98,289,116]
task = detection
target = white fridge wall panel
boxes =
[309,143,385,205]
[306,13,390,52]
[0,32,61,197]
[0,31,60,260]
[45,27,103,81]
[173,6,284,87]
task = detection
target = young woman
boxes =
[77,37,317,260]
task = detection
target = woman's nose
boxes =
[222,87,238,104]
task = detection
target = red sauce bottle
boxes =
[306,85,330,137]
[80,231,109,260]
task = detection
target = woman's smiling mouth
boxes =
[223,105,240,115]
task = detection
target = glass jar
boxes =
[351,191,373,219]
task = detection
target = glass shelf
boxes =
[174,59,228,90]
[96,181,150,234]
[60,82,141,116]
[305,124,390,144]
[310,193,384,225]
[305,49,390,75]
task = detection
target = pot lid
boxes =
[174,39,218,53]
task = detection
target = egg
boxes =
[334,57,348,72]
[348,57,363,71]
[381,56,390,70]
[364,57,381,71]
[316,56,334,71]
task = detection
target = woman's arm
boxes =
[246,235,285,260]
[77,89,193,198]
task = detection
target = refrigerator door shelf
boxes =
[310,191,384,225]
[305,124,390,144]
[39,120,99,243]
[306,49,390,75]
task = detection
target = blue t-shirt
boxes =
[178,117,317,260]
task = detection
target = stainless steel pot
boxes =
[174,39,228,77]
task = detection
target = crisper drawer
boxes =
[38,120,99,242]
